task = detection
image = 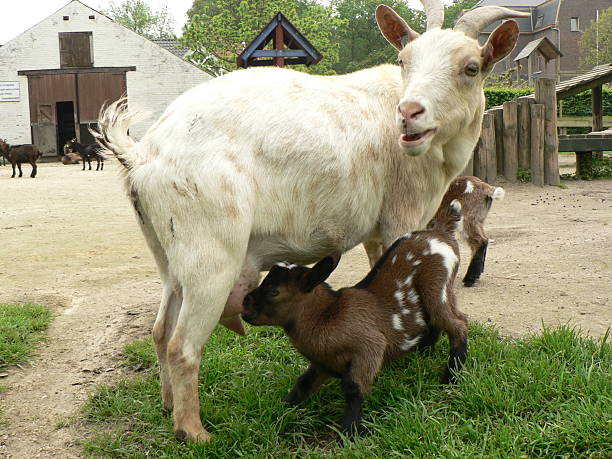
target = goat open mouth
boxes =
[400,128,436,147]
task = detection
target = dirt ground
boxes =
[0,160,610,458]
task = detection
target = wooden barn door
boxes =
[77,72,126,143]
[27,74,77,156]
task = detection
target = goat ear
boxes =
[376,5,420,51]
[301,252,342,292]
[481,20,520,71]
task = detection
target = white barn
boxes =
[0,0,210,157]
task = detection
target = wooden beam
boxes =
[491,108,504,177]
[557,73,612,100]
[530,104,545,186]
[274,23,284,67]
[18,66,136,76]
[592,84,603,158]
[482,113,496,182]
[535,78,559,185]
[503,100,518,182]
[518,99,531,170]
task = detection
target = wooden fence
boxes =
[464,78,560,185]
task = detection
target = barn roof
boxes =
[475,0,561,34]
[150,38,190,59]
[237,12,322,68]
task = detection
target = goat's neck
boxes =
[284,286,339,341]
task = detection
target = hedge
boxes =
[484,87,612,116]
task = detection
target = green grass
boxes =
[0,303,52,369]
[82,324,611,458]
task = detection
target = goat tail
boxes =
[431,199,463,234]
[90,97,150,172]
[490,186,505,201]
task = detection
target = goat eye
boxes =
[269,288,279,297]
[397,59,404,67]
[465,63,479,76]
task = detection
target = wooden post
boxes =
[481,113,496,182]
[518,99,531,170]
[530,104,545,186]
[492,107,504,177]
[592,84,603,159]
[503,100,518,182]
[273,23,284,67]
[535,78,559,185]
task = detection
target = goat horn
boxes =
[420,0,444,30]
[454,6,531,38]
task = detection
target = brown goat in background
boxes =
[0,139,42,178]
[429,176,505,287]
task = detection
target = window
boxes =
[58,32,93,68]
[570,17,579,32]
[535,15,544,28]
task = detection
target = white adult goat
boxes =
[95,0,527,442]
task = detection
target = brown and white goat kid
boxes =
[242,201,467,435]
[429,176,505,287]
[94,1,527,442]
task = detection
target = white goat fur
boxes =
[95,4,524,442]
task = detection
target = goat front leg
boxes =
[284,364,330,405]
[11,162,16,178]
[17,163,23,177]
[82,158,86,171]
[463,223,489,287]
[30,162,37,178]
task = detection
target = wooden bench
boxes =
[558,128,612,176]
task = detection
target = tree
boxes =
[106,0,176,39]
[579,7,612,70]
[443,0,479,29]
[182,0,345,76]
[330,0,424,74]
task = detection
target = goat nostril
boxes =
[411,108,425,119]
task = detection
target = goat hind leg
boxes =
[17,163,23,177]
[152,282,182,411]
[362,239,383,269]
[167,253,244,443]
[440,314,468,384]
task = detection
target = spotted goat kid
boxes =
[242,200,468,435]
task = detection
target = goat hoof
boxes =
[341,423,367,438]
[462,278,476,287]
[282,394,301,406]
[440,370,459,385]
[175,427,211,444]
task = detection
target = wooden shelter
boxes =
[513,37,562,86]
[237,12,322,68]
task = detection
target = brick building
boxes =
[473,0,610,82]
[0,0,210,156]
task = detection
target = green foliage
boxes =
[330,0,425,74]
[484,87,612,117]
[105,0,175,39]
[82,323,611,457]
[0,303,52,368]
[182,0,345,76]
[483,87,532,109]
[559,88,612,117]
[579,7,612,70]
[516,167,532,183]
[442,0,479,29]
[562,154,612,181]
